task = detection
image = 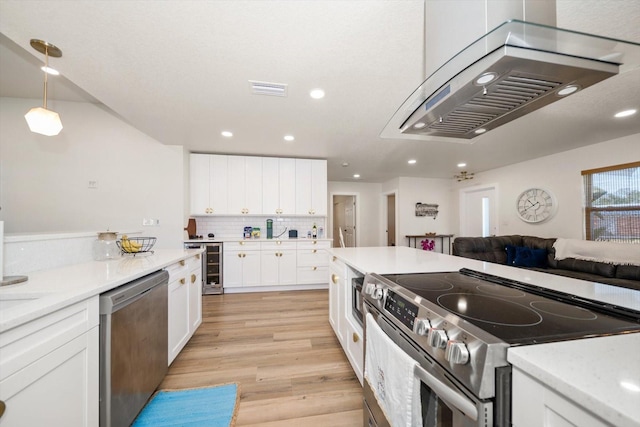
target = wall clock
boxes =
[516,188,556,223]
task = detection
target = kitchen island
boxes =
[328,246,640,427]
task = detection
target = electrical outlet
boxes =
[143,218,160,226]
[88,180,98,189]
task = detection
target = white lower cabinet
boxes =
[512,367,608,427]
[0,297,99,427]
[297,240,330,284]
[223,241,261,288]
[329,256,346,344]
[261,241,297,286]
[344,318,364,384]
[167,254,203,365]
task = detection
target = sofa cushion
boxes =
[505,244,517,265]
[616,265,640,281]
[453,235,523,264]
[556,258,617,278]
[513,247,548,268]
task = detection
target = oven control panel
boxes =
[384,290,418,330]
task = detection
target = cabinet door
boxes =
[329,257,345,344]
[190,154,211,215]
[262,157,280,215]
[279,158,296,214]
[168,277,190,364]
[278,250,298,285]
[295,159,312,215]
[210,154,228,215]
[0,328,99,427]
[188,259,202,333]
[345,319,364,385]
[260,249,280,286]
[242,251,262,286]
[310,159,327,216]
[223,250,244,288]
[244,156,263,214]
[227,156,246,215]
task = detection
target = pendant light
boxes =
[24,39,63,136]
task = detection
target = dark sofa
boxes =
[452,235,640,291]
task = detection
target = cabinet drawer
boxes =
[261,240,297,251]
[297,266,328,284]
[297,240,331,249]
[224,241,261,251]
[297,249,329,267]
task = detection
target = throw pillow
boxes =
[505,244,517,265]
[513,247,548,268]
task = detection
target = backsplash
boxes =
[195,216,327,240]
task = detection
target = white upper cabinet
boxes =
[295,159,327,216]
[228,156,262,215]
[190,154,228,215]
[262,157,296,215]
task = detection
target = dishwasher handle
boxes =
[99,270,169,314]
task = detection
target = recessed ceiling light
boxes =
[310,89,325,99]
[615,109,637,118]
[413,122,426,129]
[353,174,360,179]
[41,66,59,76]
[457,163,467,168]
[408,159,417,164]
[557,84,580,96]
[475,72,498,85]
[342,162,350,167]
[221,131,233,137]
[284,135,295,141]
[474,128,487,134]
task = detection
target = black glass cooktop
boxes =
[382,270,640,345]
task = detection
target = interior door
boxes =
[461,186,497,237]
[333,195,357,248]
[387,194,396,246]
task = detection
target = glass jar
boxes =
[93,231,120,261]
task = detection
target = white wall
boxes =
[451,133,640,239]
[328,181,382,247]
[395,177,453,249]
[0,97,185,249]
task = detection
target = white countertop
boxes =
[0,248,202,333]
[184,237,332,243]
[328,246,640,425]
[508,334,640,427]
[329,246,640,312]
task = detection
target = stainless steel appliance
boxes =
[184,241,223,295]
[362,268,640,427]
[99,270,169,427]
[351,276,364,327]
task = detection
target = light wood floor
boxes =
[160,289,364,426]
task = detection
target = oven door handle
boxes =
[414,364,478,421]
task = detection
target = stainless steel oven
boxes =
[362,269,640,427]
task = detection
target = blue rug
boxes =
[132,383,239,427]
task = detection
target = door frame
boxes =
[329,192,359,247]
[382,190,398,247]
[459,183,499,237]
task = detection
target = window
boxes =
[582,161,640,242]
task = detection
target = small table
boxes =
[406,234,454,254]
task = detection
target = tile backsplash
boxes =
[195,216,327,239]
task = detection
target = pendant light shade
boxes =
[25,107,63,136]
[24,39,63,136]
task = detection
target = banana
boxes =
[120,235,141,252]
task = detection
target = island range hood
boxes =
[381,20,640,142]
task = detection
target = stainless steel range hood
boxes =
[381,20,640,142]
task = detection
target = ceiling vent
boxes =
[249,80,288,97]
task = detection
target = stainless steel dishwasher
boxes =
[99,269,169,427]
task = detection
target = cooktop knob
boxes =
[445,341,470,365]
[364,282,377,295]
[428,328,448,349]
[414,318,431,336]
[372,286,384,300]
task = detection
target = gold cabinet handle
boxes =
[312,266,317,271]
[242,253,247,258]
[331,274,339,284]
[332,256,337,262]
[180,278,186,285]
[353,333,360,343]
[313,240,317,245]
[312,249,317,253]
[196,254,201,260]
[277,240,282,245]
[180,260,186,266]
[238,253,242,258]
[240,241,245,245]
[191,274,197,283]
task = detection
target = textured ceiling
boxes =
[1,1,639,183]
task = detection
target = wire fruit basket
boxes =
[116,237,156,255]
